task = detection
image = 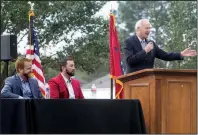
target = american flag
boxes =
[26,10,46,98]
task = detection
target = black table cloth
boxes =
[1,99,28,133]
[1,99,146,134]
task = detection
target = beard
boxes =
[23,72,32,78]
[66,69,75,76]
[24,72,29,77]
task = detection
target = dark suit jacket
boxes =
[123,35,183,73]
[48,73,84,99]
[1,74,44,99]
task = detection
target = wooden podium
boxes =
[117,69,197,134]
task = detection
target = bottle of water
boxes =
[91,84,97,99]
[91,84,97,93]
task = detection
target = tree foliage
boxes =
[164,1,197,69]
[1,1,109,79]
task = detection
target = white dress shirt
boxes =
[61,73,75,99]
[137,36,147,49]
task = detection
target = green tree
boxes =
[1,1,110,85]
[164,1,197,69]
[1,1,108,74]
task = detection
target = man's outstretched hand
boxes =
[181,47,197,57]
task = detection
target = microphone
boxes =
[146,39,154,45]
[146,40,154,56]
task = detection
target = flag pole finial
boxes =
[109,4,117,16]
[110,4,113,14]
[28,2,35,17]
[28,1,34,11]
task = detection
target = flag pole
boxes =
[111,78,113,99]
[28,1,34,45]
[110,4,113,99]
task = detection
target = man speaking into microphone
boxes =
[123,19,197,74]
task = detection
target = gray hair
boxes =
[135,19,151,31]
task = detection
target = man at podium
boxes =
[123,19,197,74]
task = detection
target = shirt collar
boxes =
[61,73,72,83]
[136,35,146,43]
[17,74,27,82]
